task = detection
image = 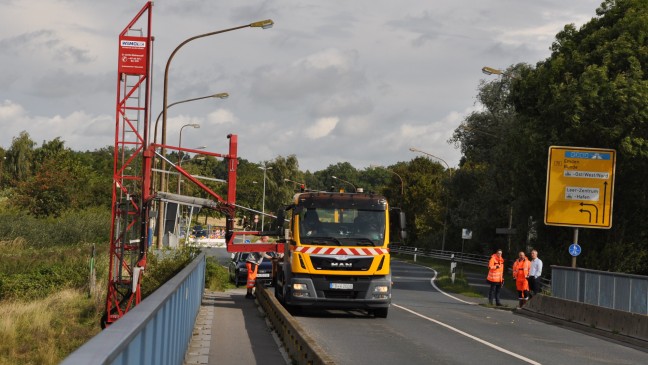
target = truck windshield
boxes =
[299,208,385,246]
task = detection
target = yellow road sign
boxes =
[545,146,616,229]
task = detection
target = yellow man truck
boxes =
[274,191,405,318]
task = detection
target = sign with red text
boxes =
[118,36,148,75]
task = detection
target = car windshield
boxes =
[299,208,385,246]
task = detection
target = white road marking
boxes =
[393,304,542,365]
[401,261,477,305]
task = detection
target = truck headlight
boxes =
[293,283,308,291]
[373,286,389,293]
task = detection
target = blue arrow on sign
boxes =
[244,239,251,244]
[569,243,581,257]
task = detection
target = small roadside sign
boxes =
[461,229,472,240]
[569,243,581,257]
[545,146,616,229]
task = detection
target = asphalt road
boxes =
[293,260,648,365]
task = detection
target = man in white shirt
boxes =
[528,249,543,297]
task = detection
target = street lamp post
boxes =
[177,124,200,194]
[369,164,404,196]
[284,178,306,191]
[482,65,515,254]
[156,19,273,248]
[409,147,451,251]
[332,176,356,192]
[153,93,227,147]
[259,165,273,230]
[150,93,227,198]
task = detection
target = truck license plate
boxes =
[257,273,270,278]
[330,283,353,290]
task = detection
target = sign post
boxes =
[460,229,472,274]
[545,146,616,267]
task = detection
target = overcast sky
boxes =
[0,0,603,171]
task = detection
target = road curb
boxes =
[256,283,336,365]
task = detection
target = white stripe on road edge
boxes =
[392,304,542,365]
[428,267,477,305]
[398,260,477,305]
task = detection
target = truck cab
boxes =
[274,191,401,318]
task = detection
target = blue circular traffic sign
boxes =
[569,243,581,257]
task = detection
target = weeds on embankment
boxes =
[0,289,101,365]
[0,207,201,364]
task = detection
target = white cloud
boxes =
[207,109,238,125]
[0,100,25,120]
[305,117,339,139]
[0,0,603,170]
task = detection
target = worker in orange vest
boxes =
[486,249,505,306]
[512,251,531,307]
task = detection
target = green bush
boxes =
[0,243,103,301]
[140,247,199,299]
[0,207,110,247]
[205,257,232,291]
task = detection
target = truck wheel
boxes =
[372,308,388,318]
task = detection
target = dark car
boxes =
[228,252,274,287]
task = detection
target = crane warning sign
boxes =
[118,35,148,75]
[545,146,616,229]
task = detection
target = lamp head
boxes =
[190,123,200,128]
[250,19,274,29]
[213,92,229,99]
[481,66,503,76]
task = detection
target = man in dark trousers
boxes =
[245,236,272,299]
[486,249,505,306]
[527,249,543,297]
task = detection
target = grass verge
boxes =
[0,289,101,365]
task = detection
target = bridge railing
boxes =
[552,265,648,315]
[61,252,206,365]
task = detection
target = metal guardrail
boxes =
[61,253,206,365]
[552,265,648,315]
[391,245,490,267]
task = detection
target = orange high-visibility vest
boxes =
[513,258,530,291]
[246,262,258,289]
[486,254,505,283]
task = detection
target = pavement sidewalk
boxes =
[184,289,287,365]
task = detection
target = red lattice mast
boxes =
[104,1,153,327]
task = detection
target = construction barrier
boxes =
[256,284,335,365]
